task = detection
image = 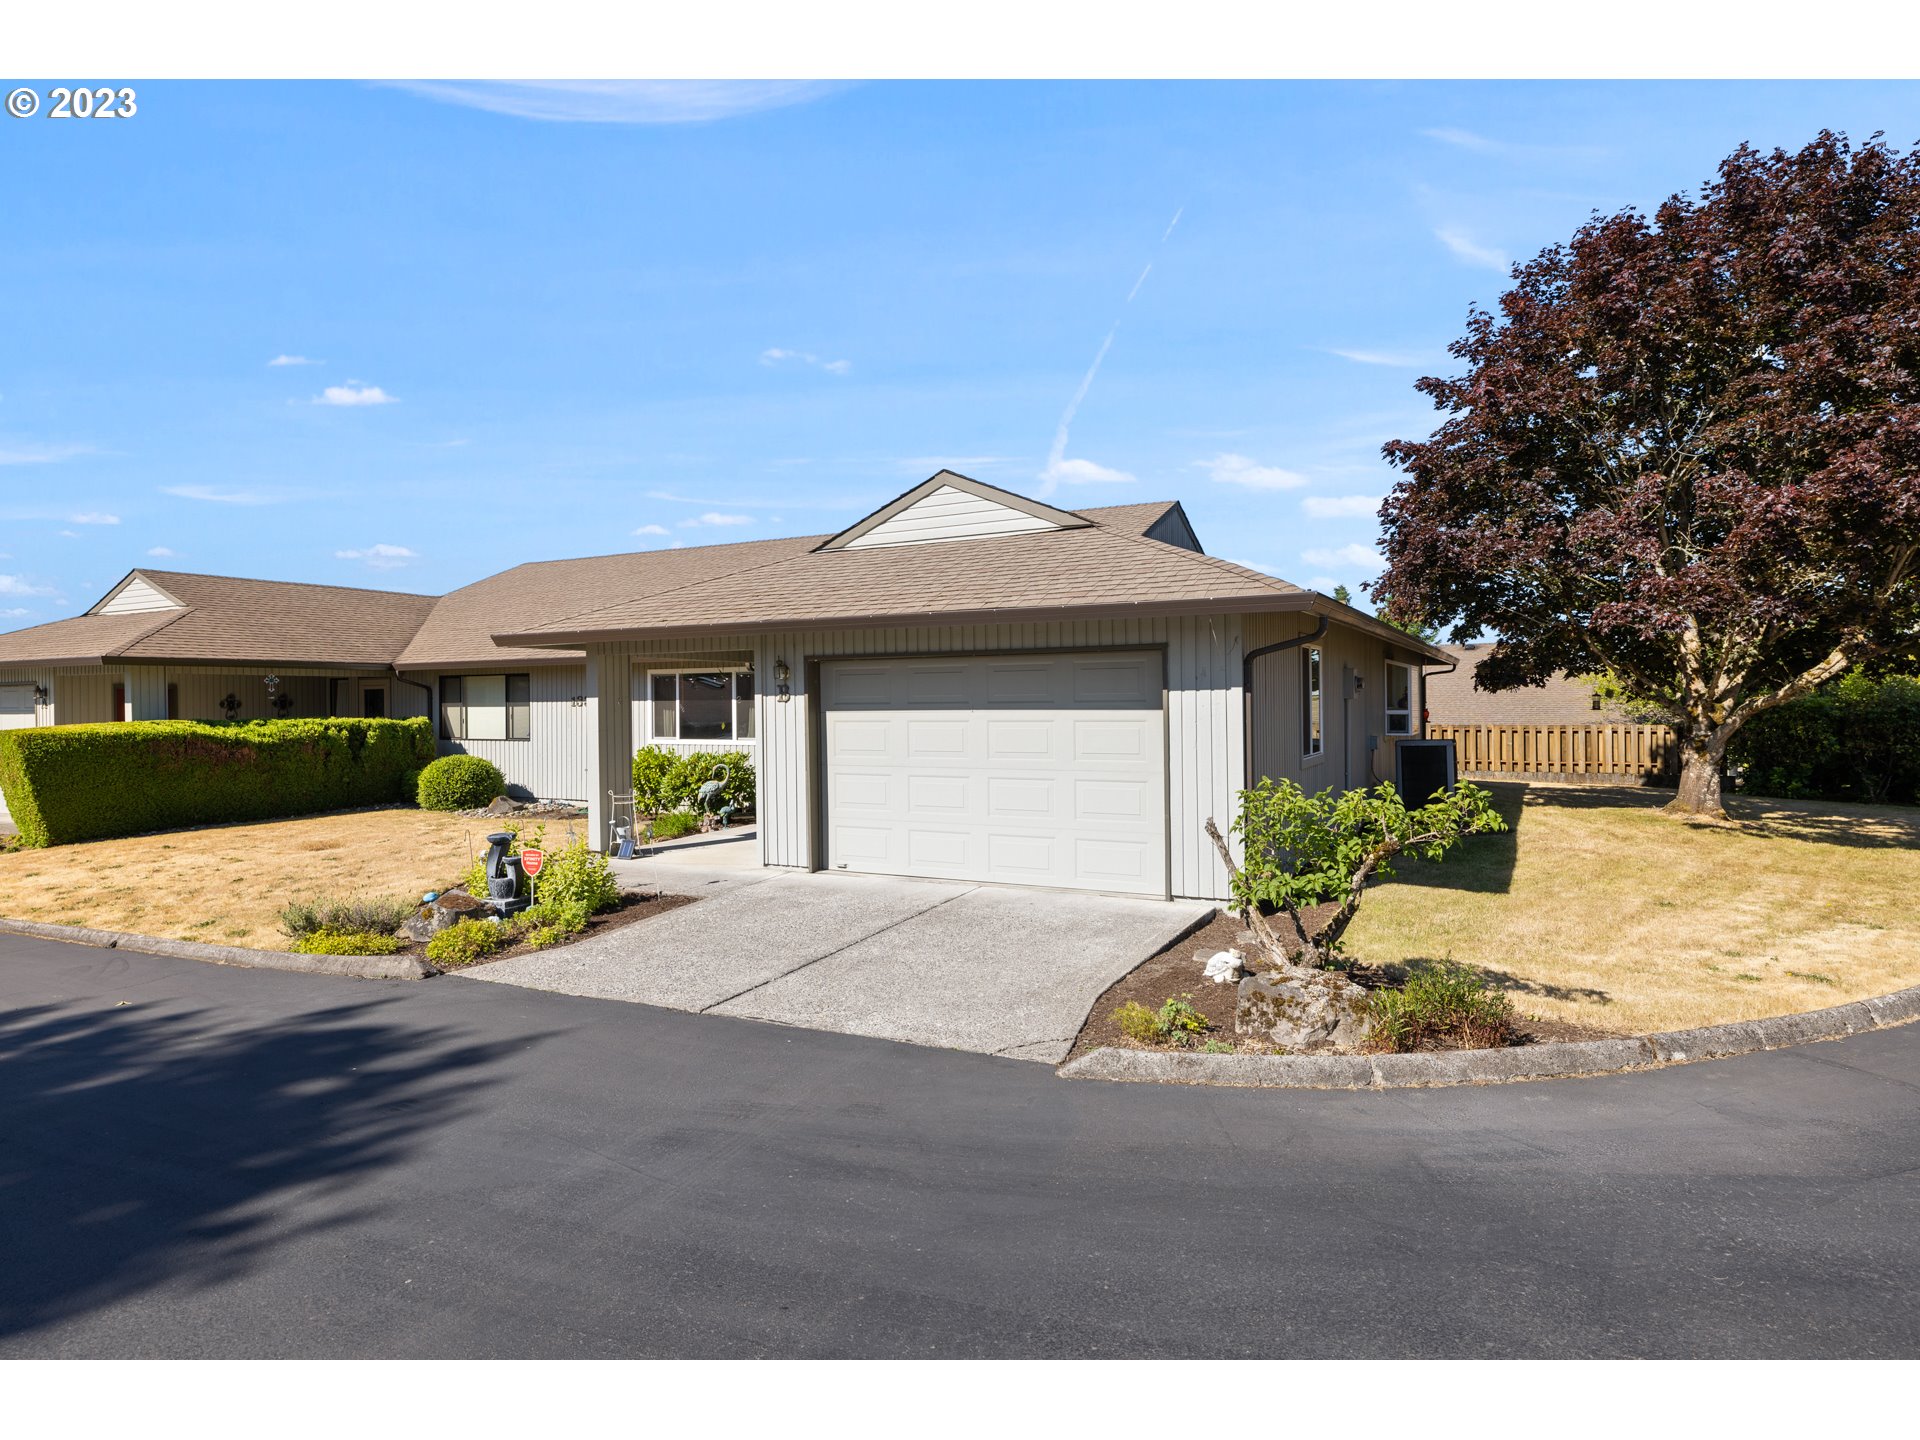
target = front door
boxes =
[362,685,387,719]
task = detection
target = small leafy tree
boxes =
[1205,779,1506,970]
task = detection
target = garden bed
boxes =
[1065,908,1626,1064]
[415,888,696,968]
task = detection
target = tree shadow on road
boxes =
[0,991,539,1346]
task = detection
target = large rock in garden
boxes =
[1236,968,1373,1052]
[428,890,490,932]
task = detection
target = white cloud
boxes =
[760,347,851,376]
[146,546,177,557]
[1225,557,1288,577]
[1302,495,1384,518]
[0,442,93,465]
[315,383,397,407]
[1199,454,1309,491]
[335,543,417,569]
[56,530,79,539]
[1421,128,1608,161]
[0,574,56,596]
[386,80,848,126]
[162,485,281,505]
[1302,543,1385,574]
[69,512,119,525]
[268,354,320,367]
[1306,575,1344,594]
[0,606,30,617]
[1326,347,1432,368]
[1040,455,1136,487]
[632,524,670,536]
[1435,226,1510,274]
[683,513,754,527]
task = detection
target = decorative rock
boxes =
[1236,968,1373,1052]
[1201,949,1245,985]
[429,889,490,932]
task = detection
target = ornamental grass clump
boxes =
[279,892,416,941]
[1365,964,1516,1054]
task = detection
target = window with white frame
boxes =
[1385,661,1415,736]
[1301,646,1323,757]
[647,669,754,742]
[441,673,530,741]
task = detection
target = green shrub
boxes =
[1113,1001,1160,1043]
[629,746,756,817]
[531,837,621,914]
[279,893,416,940]
[399,766,424,805]
[0,717,434,848]
[649,811,701,841]
[511,898,591,949]
[1112,994,1213,1046]
[673,750,755,814]
[631,745,682,816]
[1366,964,1516,1053]
[416,754,506,811]
[426,918,509,967]
[1729,672,1920,804]
[291,928,405,956]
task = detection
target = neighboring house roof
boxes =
[1424,643,1629,724]
[0,569,436,669]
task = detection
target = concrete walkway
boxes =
[462,834,1213,1062]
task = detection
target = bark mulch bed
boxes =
[1065,907,1626,1064]
[406,889,696,969]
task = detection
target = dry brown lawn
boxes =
[1345,782,1920,1035]
[0,807,592,950]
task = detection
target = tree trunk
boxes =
[1666,738,1728,818]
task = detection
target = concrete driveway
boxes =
[462,832,1214,1062]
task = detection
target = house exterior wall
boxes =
[429,664,592,804]
[1245,614,1427,796]
[580,617,1249,902]
[0,667,58,726]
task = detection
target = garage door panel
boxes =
[0,685,36,730]
[823,651,1167,897]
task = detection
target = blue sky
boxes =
[3,79,1918,624]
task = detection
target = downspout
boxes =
[1241,612,1330,794]
[1415,651,1458,740]
[393,671,435,726]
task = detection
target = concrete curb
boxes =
[1056,983,1920,1089]
[0,916,437,981]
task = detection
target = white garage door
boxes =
[0,685,34,729]
[822,651,1167,896]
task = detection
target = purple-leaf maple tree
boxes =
[1375,131,1920,817]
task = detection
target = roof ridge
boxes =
[139,568,437,601]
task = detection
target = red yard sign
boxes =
[520,849,544,878]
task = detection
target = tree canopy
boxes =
[1374,131,1920,814]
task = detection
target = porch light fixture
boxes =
[774,657,791,704]
[263,674,281,700]
[31,683,49,705]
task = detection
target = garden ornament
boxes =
[481,830,530,918]
[695,765,735,829]
[1202,950,1245,985]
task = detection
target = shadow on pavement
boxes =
[0,992,537,1343]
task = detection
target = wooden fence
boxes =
[1425,723,1680,784]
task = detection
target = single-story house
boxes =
[1,472,1448,900]
[1424,642,1632,725]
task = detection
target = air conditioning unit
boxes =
[1395,738,1457,804]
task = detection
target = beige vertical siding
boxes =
[1246,615,1426,795]
[0,668,57,726]
[578,619,1247,901]
[432,664,591,804]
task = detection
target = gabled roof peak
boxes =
[818,471,1093,552]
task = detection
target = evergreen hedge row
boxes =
[0,717,435,847]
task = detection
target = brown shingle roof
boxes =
[0,610,185,667]
[495,520,1310,646]
[0,570,434,669]
[394,501,1192,668]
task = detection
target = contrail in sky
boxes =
[1039,207,1185,496]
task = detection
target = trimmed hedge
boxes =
[629,746,755,816]
[1730,673,1920,804]
[416,754,506,811]
[0,717,434,848]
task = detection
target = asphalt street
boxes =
[3,931,1916,1357]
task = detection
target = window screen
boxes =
[1302,647,1323,756]
[1385,662,1414,736]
